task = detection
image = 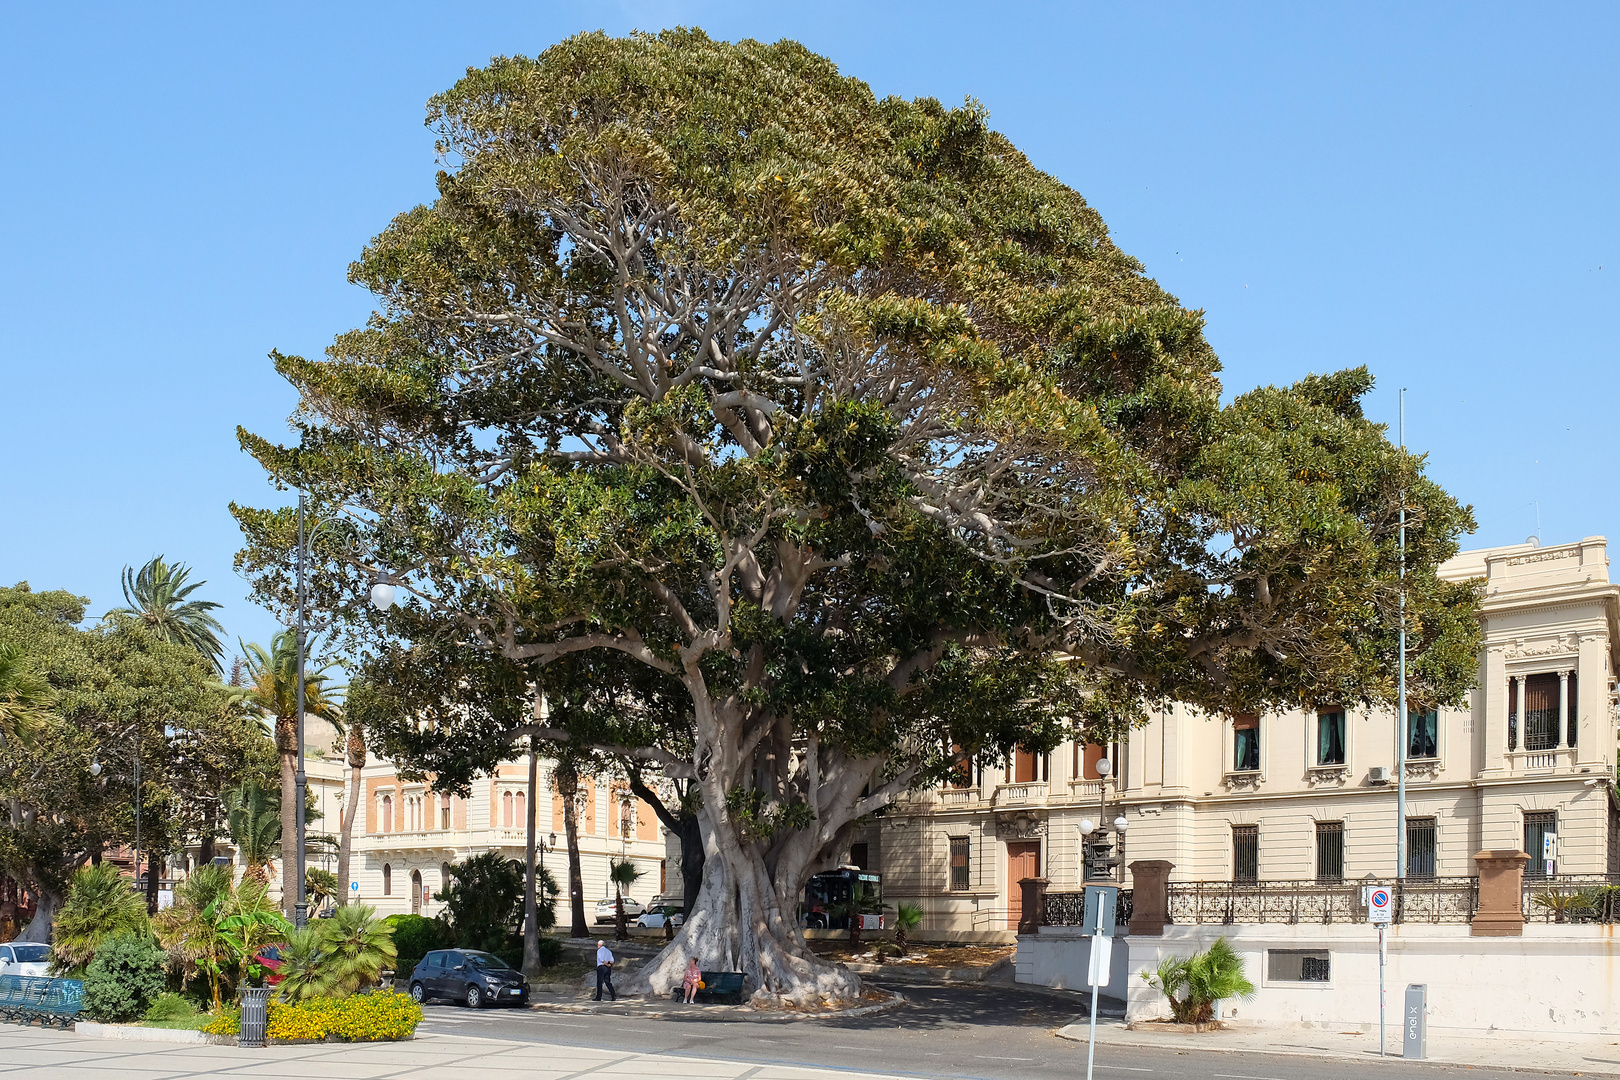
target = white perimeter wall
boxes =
[1113,924,1620,1038]
[1016,925,1132,998]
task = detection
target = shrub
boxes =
[273,926,328,1002]
[51,864,150,974]
[1141,937,1256,1024]
[202,1005,240,1035]
[536,936,562,967]
[143,992,200,1023]
[384,913,449,971]
[316,905,395,996]
[82,931,168,1023]
[262,991,421,1043]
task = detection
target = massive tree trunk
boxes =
[276,714,298,917]
[555,761,588,938]
[16,887,60,943]
[626,772,703,920]
[336,722,364,906]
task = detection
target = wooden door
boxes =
[1006,842,1040,928]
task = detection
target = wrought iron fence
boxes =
[1523,874,1620,923]
[1164,877,1477,925]
[1042,888,1133,927]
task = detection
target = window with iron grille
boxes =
[1233,825,1259,883]
[1406,817,1437,878]
[1525,811,1558,878]
[1268,949,1331,983]
[1523,674,1561,751]
[949,836,970,891]
[1316,822,1344,882]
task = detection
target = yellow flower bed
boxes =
[265,992,422,1043]
[202,1007,240,1035]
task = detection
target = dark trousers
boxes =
[595,964,616,1000]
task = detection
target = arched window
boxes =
[441,862,452,890]
[515,791,526,826]
[382,863,392,896]
[411,870,423,915]
[502,791,513,827]
[382,795,393,833]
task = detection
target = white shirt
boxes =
[596,946,614,966]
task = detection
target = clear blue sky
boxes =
[2,2,1615,654]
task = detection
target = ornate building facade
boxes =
[854,537,1620,941]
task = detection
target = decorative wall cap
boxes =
[1305,765,1349,786]
[1405,759,1442,779]
[1221,771,1262,791]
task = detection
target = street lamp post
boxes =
[91,724,146,908]
[292,491,397,928]
[1078,758,1128,884]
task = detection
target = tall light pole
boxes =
[1396,390,1408,884]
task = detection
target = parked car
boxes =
[594,896,644,923]
[635,904,685,930]
[0,943,50,977]
[251,944,287,986]
[408,949,530,1008]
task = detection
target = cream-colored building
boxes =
[296,741,668,920]
[860,536,1620,940]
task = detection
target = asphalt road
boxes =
[414,981,1569,1080]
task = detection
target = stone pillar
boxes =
[1017,877,1049,936]
[1511,675,1523,752]
[1558,671,1569,749]
[1472,850,1530,937]
[1127,860,1175,937]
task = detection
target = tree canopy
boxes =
[235,29,1479,1002]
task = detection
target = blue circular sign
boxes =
[1371,888,1391,907]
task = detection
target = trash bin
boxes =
[238,986,272,1047]
[1403,984,1426,1059]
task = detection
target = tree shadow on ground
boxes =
[821,982,1109,1032]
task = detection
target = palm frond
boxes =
[105,556,226,670]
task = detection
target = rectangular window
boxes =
[1525,811,1558,878]
[1268,949,1331,983]
[1316,822,1344,883]
[1233,715,1260,772]
[1407,817,1437,879]
[1567,672,1578,748]
[849,842,870,871]
[1407,709,1439,759]
[1317,710,1346,766]
[1233,825,1259,883]
[949,837,970,891]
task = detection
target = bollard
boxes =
[238,986,272,1047]
[1403,984,1427,1059]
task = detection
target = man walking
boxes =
[594,940,616,1002]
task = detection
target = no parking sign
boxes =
[1365,885,1393,924]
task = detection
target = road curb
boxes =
[74,1022,223,1044]
[526,988,906,1023]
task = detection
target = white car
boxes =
[635,905,685,930]
[594,896,644,923]
[0,943,50,976]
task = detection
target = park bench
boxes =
[0,974,84,1028]
[671,970,747,1005]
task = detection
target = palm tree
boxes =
[0,643,48,748]
[104,556,226,671]
[305,867,340,912]
[609,858,643,941]
[334,712,367,907]
[237,631,343,916]
[316,904,396,996]
[224,782,281,887]
[50,863,150,974]
[1143,937,1255,1024]
[891,902,924,956]
[154,865,235,1009]
[273,925,329,1001]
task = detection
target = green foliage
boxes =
[384,913,451,972]
[154,872,289,1008]
[272,926,327,1002]
[892,901,924,955]
[1141,937,1256,1024]
[305,867,340,910]
[312,904,396,996]
[0,642,49,748]
[143,991,201,1023]
[104,556,226,672]
[223,782,280,885]
[81,931,168,1023]
[51,863,149,973]
[202,1004,240,1035]
[535,936,563,967]
[435,853,524,953]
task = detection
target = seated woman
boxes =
[682,956,703,1003]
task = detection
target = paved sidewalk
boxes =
[13,1024,913,1080]
[1058,1019,1620,1076]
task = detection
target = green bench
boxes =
[671,970,747,1005]
[0,975,84,1027]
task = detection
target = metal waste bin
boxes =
[1403,984,1426,1059]
[238,986,272,1047]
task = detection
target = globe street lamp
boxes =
[292,492,396,928]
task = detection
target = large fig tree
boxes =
[234,30,1478,1003]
